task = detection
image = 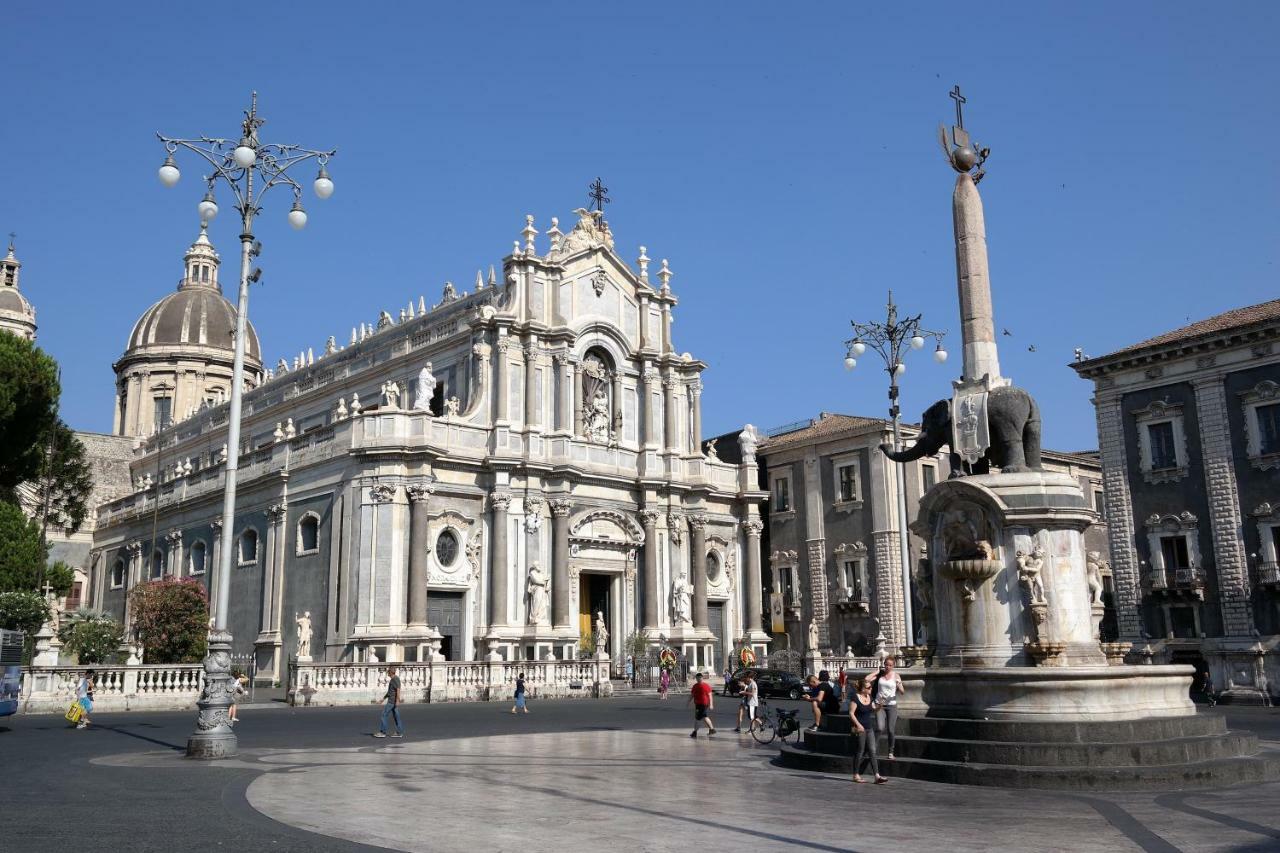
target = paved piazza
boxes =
[30,698,1274,853]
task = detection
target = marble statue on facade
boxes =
[1086,551,1105,605]
[381,381,401,409]
[593,611,609,649]
[738,424,759,464]
[807,619,820,652]
[273,422,285,443]
[1016,545,1047,605]
[586,387,611,443]
[284,418,296,440]
[335,397,348,420]
[295,611,313,659]
[672,573,694,626]
[413,362,436,412]
[526,564,550,626]
[704,441,719,462]
[445,396,460,416]
[350,393,362,417]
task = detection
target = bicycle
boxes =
[749,700,802,745]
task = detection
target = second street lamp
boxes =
[844,290,946,650]
[156,91,336,759]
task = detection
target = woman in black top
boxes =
[849,676,886,784]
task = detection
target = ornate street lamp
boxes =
[844,291,946,648]
[156,92,336,758]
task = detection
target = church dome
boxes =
[122,226,261,363]
[0,238,37,341]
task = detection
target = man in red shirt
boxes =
[688,672,717,738]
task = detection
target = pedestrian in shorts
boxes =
[688,672,717,738]
[74,669,95,730]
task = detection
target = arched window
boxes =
[189,541,207,575]
[111,559,126,589]
[297,514,320,555]
[435,529,459,567]
[239,529,259,565]
[150,549,166,579]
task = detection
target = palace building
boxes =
[87,207,768,682]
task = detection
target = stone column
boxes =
[554,355,571,433]
[638,295,650,350]
[406,484,434,627]
[489,493,512,627]
[524,343,539,428]
[550,499,572,628]
[640,509,660,630]
[572,363,584,437]
[495,338,511,422]
[1192,376,1255,637]
[952,173,1001,384]
[690,381,703,453]
[743,520,764,638]
[661,303,674,353]
[642,369,659,448]
[1093,393,1144,641]
[662,376,677,452]
[264,504,287,634]
[690,515,709,630]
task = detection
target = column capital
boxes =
[369,484,397,504]
[490,492,512,512]
[667,513,685,544]
[267,503,288,520]
[210,519,223,532]
[549,498,573,517]
[687,514,707,532]
[743,520,764,537]
[406,483,436,503]
[639,508,661,527]
[165,529,183,544]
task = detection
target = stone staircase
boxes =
[779,713,1280,790]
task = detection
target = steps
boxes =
[777,713,1280,791]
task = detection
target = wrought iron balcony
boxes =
[1260,561,1280,587]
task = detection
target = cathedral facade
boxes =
[89,208,768,682]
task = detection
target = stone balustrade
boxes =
[288,657,612,707]
[819,656,883,674]
[19,664,205,714]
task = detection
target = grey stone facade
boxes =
[88,209,768,682]
[1074,298,1280,703]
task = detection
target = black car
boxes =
[726,668,806,700]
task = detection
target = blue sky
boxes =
[3,2,1276,450]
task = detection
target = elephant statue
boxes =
[880,384,1042,475]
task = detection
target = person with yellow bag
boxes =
[67,669,95,730]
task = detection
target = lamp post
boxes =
[157,92,335,759]
[844,291,946,650]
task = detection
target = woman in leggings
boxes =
[849,676,886,784]
[873,656,906,760]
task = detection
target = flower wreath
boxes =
[737,647,757,668]
[658,647,678,670]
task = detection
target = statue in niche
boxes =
[445,396,460,416]
[1016,545,1047,605]
[295,611,313,658]
[381,380,401,409]
[526,564,550,626]
[807,620,821,653]
[671,573,693,626]
[413,362,436,411]
[580,351,615,444]
[940,507,994,560]
[1086,551,1106,605]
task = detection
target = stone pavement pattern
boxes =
[94,719,1280,853]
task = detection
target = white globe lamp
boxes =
[287,200,308,230]
[158,155,181,187]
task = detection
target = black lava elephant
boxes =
[880,385,1043,475]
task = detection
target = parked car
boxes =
[727,667,806,700]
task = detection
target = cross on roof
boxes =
[950,85,967,129]
[6,232,14,252]
[588,177,611,213]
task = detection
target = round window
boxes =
[706,551,721,583]
[435,529,459,567]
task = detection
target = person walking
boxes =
[688,672,717,738]
[373,665,403,738]
[511,672,529,714]
[1202,669,1217,707]
[74,669,95,730]
[658,667,671,700]
[849,676,887,784]
[872,657,906,760]
[723,668,735,697]
[733,671,760,733]
[228,669,248,724]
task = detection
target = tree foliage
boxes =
[129,577,209,663]
[43,561,75,597]
[0,589,50,638]
[0,501,49,592]
[0,334,60,493]
[27,424,93,536]
[59,612,123,664]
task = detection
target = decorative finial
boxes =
[546,217,562,254]
[637,246,650,281]
[939,85,990,182]
[419,296,426,314]
[475,270,484,291]
[487,265,497,288]
[658,258,672,292]
[523,215,538,255]
[6,232,16,257]
[588,177,611,213]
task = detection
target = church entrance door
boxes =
[426,592,463,660]
[707,602,726,672]
[578,573,611,653]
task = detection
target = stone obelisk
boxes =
[952,173,1002,385]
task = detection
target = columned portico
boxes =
[550,499,572,628]
[640,509,660,632]
[406,484,434,626]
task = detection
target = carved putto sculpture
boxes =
[1016,545,1047,605]
[381,380,401,409]
[1086,551,1106,605]
[445,396,460,416]
[295,611,313,658]
[526,564,550,626]
[672,573,694,626]
[413,362,436,411]
[704,440,720,462]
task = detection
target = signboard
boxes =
[769,592,786,634]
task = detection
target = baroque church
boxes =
[88,207,769,682]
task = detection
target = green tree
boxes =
[0,501,49,592]
[0,589,51,661]
[0,334,60,493]
[59,612,123,664]
[43,561,75,597]
[29,423,93,536]
[129,577,209,663]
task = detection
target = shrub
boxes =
[129,577,209,664]
[60,617,123,664]
[0,502,49,592]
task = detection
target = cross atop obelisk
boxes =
[938,87,1004,389]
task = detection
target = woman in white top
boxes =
[872,657,906,760]
[733,672,761,733]
[75,670,95,730]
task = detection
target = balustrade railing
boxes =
[20,663,204,713]
[1258,561,1279,586]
